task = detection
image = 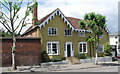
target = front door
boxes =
[64,42,74,57]
[67,44,71,57]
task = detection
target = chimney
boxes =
[32,1,38,28]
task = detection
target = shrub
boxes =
[104,45,113,56]
[62,57,66,60]
[51,57,62,62]
[98,53,104,57]
[77,53,87,59]
[41,51,51,63]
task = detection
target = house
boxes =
[109,32,120,54]
[22,5,109,59]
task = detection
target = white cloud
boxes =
[36,0,119,33]
[1,0,119,34]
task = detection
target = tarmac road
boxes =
[61,66,119,72]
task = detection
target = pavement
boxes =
[0,61,119,72]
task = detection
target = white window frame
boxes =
[46,41,60,55]
[98,44,104,52]
[64,29,72,36]
[78,32,85,37]
[48,27,58,36]
[78,42,88,53]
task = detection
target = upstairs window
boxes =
[48,27,58,36]
[64,29,72,36]
[78,32,85,37]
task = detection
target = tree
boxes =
[79,12,106,65]
[0,0,37,70]
[86,36,96,57]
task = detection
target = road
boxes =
[54,66,119,72]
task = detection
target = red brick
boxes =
[0,37,41,67]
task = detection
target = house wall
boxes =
[0,37,41,67]
[24,29,38,37]
[109,35,120,53]
[38,15,109,58]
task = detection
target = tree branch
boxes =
[14,1,31,32]
[9,2,14,34]
[0,20,12,33]
[0,11,10,21]
[1,17,11,30]
[0,1,10,11]
[12,1,23,21]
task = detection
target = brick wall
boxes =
[0,37,41,67]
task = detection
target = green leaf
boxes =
[25,11,30,16]
[4,0,8,5]
[34,22,39,25]
[32,16,37,20]
[16,15,19,18]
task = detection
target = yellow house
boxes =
[22,8,109,59]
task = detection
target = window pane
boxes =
[48,43,51,49]
[52,43,57,54]
[79,44,82,52]
[83,44,86,52]
[65,29,72,36]
[48,49,51,54]
[52,28,54,34]
[48,28,52,34]
[52,43,57,48]
[54,29,57,35]
[48,28,57,35]
[53,49,57,54]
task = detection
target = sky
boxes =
[0,0,119,34]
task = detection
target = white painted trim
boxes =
[64,42,74,57]
[78,42,88,53]
[64,29,72,36]
[38,8,92,33]
[48,27,58,36]
[46,41,60,55]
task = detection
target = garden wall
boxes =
[0,37,41,67]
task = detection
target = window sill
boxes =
[48,54,60,56]
[79,52,88,53]
[64,35,72,36]
[48,35,58,36]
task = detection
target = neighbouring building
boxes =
[109,32,120,54]
[22,4,109,59]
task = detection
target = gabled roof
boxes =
[66,17,81,29]
[22,8,92,36]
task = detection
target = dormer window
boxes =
[48,27,58,36]
[78,32,85,37]
[64,29,72,36]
